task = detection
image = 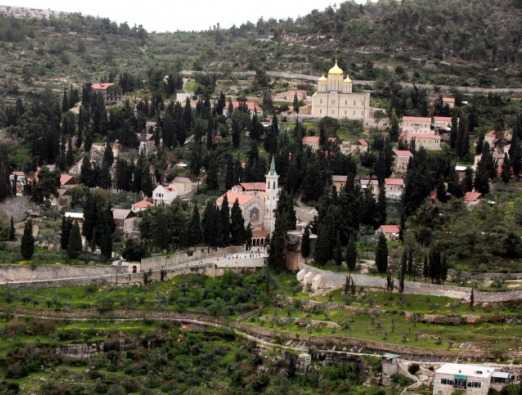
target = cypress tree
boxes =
[102,142,114,168]
[220,195,231,246]
[501,154,512,184]
[301,226,311,258]
[346,236,357,272]
[202,202,218,247]
[60,216,72,250]
[474,161,490,195]
[67,221,82,259]
[80,156,94,187]
[8,217,15,241]
[375,233,388,274]
[399,250,406,293]
[21,220,34,260]
[83,193,97,243]
[334,234,343,266]
[375,186,387,227]
[245,223,253,248]
[188,204,202,246]
[230,199,246,245]
[314,213,335,264]
[462,167,474,193]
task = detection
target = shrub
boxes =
[408,363,420,375]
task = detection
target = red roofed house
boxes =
[303,136,320,151]
[393,150,413,174]
[231,100,261,114]
[60,174,77,188]
[464,191,482,207]
[131,198,154,214]
[401,116,432,134]
[377,225,401,240]
[433,116,452,131]
[400,131,441,151]
[216,158,280,245]
[91,83,121,105]
[385,178,405,200]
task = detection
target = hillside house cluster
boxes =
[331,175,405,200]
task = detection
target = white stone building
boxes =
[433,364,512,395]
[311,61,370,122]
[152,185,177,206]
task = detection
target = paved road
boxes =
[181,70,522,94]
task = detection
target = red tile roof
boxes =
[217,191,254,206]
[401,132,440,140]
[91,83,114,91]
[464,191,482,203]
[303,136,320,145]
[385,178,405,186]
[394,149,413,158]
[132,199,154,210]
[59,174,75,186]
[240,182,266,192]
[379,225,401,234]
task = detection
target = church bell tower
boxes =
[264,156,280,235]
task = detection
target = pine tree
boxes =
[230,199,246,245]
[301,226,311,258]
[188,204,202,246]
[67,221,82,259]
[60,216,72,250]
[21,220,34,260]
[375,233,388,274]
[345,236,357,272]
[8,217,15,241]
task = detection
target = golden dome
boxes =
[328,61,344,76]
[319,74,327,81]
[344,75,352,82]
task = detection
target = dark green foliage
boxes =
[346,236,357,272]
[301,226,311,258]
[220,195,231,245]
[375,233,388,274]
[20,220,34,260]
[0,145,11,201]
[268,191,295,270]
[67,222,82,259]
[188,204,203,246]
[230,200,246,246]
[60,217,72,250]
[8,217,15,241]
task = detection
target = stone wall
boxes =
[0,264,127,284]
[297,264,522,304]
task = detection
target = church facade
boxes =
[216,158,280,243]
[311,62,370,122]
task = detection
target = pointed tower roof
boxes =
[328,60,344,76]
[268,156,278,176]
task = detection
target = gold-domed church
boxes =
[311,61,370,123]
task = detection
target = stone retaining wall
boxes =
[297,265,522,304]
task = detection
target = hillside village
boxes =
[1,3,522,395]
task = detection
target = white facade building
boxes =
[311,61,370,122]
[152,185,177,206]
[433,364,512,395]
